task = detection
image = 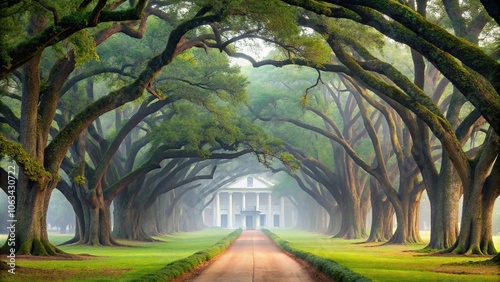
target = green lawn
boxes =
[2,229,499,281]
[0,229,234,282]
[271,229,500,282]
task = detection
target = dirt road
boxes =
[186,230,323,282]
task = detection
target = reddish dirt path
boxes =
[185,230,323,282]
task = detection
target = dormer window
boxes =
[247,177,253,187]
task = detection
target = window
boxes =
[247,177,253,187]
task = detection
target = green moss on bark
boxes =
[32,239,50,256]
[17,239,33,255]
[0,134,51,183]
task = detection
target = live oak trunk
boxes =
[0,37,62,255]
[326,206,341,235]
[447,145,500,255]
[69,183,120,246]
[334,192,367,239]
[425,155,461,249]
[1,175,63,255]
[386,176,423,244]
[367,177,394,242]
[113,189,147,240]
[449,183,497,255]
[3,6,222,254]
[333,149,367,239]
[140,205,162,238]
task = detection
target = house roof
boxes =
[223,175,274,190]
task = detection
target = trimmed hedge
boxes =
[134,228,242,282]
[262,229,371,282]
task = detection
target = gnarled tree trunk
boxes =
[367,177,394,242]
[447,146,499,255]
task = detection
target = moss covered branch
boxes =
[0,0,148,78]
[0,134,51,183]
[282,0,500,134]
[44,8,225,169]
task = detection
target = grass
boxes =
[135,228,242,281]
[0,229,236,282]
[270,229,500,282]
[1,230,499,281]
[263,229,370,282]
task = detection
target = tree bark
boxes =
[425,155,461,249]
[447,138,500,255]
[334,194,366,239]
[367,177,394,242]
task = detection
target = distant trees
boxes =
[0,0,245,254]
[47,190,74,234]
[212,0,498,257]
[0,0,498,261]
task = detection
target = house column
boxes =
[215,192,220,227]
[202,207,206,226]
[256,192,260,228]
[242,192,246,229]
[280,197,285,227]
[267,193,272,228]
[228,192,233,228]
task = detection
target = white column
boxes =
[215,192,220,227]
[256,192,260,228]
[228,192,233,228]
[242,192,246,229]
[280,197,285,227]
[202,207,206,226]
[212,197,216,226]
[267,193,272,228]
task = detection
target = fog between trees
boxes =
[0,0,499,261]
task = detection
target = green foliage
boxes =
[323,18,385,53]
[279,151,300,171]
[68,29,100,67]
[1,0,88,67]
[150,103,207,149]
[207,0,300,40]
[0,31,11,69]
[167,49,248,105]
[0,0,30,68]
[150,100,242,151]
[262,229,371,282]
[135,228,242,282]
[244,65,336,164]
[147,48,253,154]
[270,29,333,67]
[73,175,86,184]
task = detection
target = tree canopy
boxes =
[0,0,499,263]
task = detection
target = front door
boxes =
[260,214,266,227]
[274,215,280,227]
[246,215,254,230]
[221,214,228,228]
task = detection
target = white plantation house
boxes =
[203,175,296,229]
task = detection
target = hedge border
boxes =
[262,229,371,282]
[133,228,242,282]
